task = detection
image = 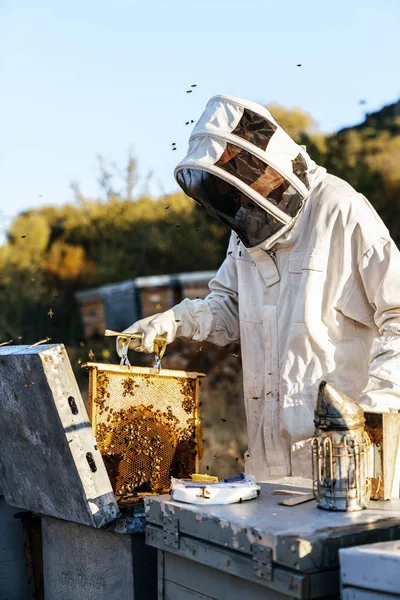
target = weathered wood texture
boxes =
[365,411,400,499]
[0,496,30,600]
[147,525,327,599]
[146,478,400,599]
[342,588,399,599]
[0,345,118,527]
[340,540,400,596]
[42,516,157,600]
[163,552,297,600]
[42,516,133,599]
[145,480,400,572]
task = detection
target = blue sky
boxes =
[0,0,399,236]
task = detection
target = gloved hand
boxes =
[116,303,189,357]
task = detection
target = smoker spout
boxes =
[314,381,365,430]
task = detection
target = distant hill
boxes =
[338,99,400,136]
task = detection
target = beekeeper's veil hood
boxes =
[175,94,313,248]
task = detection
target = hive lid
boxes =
[0,344,119,528]
[145,478,400,575]
[314,381,365,430]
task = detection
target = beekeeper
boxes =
[118,94,400,481]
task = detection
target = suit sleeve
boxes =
[173,234,240,346]
[357,235,400,411]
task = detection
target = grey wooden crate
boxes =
[0,496,30,600]
[160,551,307,600]
[145,478,400,600]
[340,540,400,597]
[42,514,157,600]
[0,344,119,528]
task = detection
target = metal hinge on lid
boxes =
[162,513,180,549]
[252,543,273,581]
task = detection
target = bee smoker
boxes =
[312,381,371,511]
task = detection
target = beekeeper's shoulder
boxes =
[318,173,389,243]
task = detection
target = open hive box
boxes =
[84,362,204,500]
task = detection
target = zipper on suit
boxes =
[265,249,277,264]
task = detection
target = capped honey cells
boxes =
[84,363,204,499]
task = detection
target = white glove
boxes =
[117,302,191,357]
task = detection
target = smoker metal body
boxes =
[145,477,400,600]
[85,362,204,498]
[312,382,371,511]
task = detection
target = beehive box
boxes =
[340,540,400,599]
[42,507,157,600]
[75,289,107,339]
[0,497,31,600]
[0,345,119,528]
[145,478,400,600]
[0,345,159,600]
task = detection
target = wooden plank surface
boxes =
[278,493,315,506]
[340,540,400,595]
[42,517,135,600]
[147,524,314,599]
[165,581,214,600]
[342,587,400,600]
[0,497,30,600]
[365,412,400,500]
[164,553,297,600]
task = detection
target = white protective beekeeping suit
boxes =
[121,94,400,481]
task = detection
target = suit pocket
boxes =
[288,251,327,323]
[237,257,263,324]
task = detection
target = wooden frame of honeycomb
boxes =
[84,363,204,500]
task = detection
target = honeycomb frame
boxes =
[84,362,204,498]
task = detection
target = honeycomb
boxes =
[85,363,204,498]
